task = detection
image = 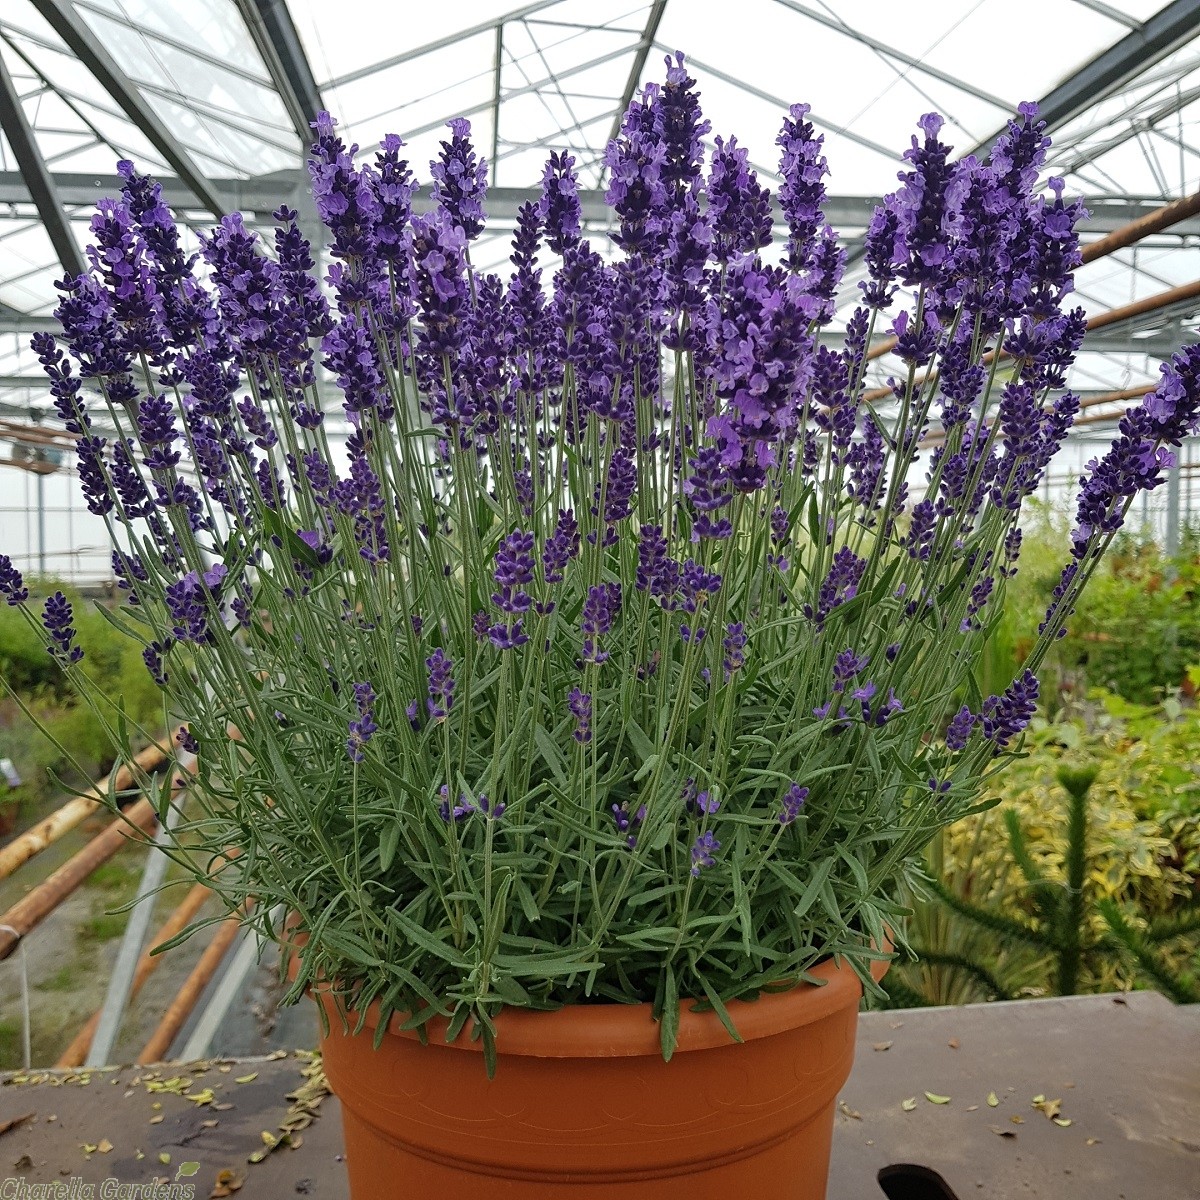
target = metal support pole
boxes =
[35,473,44,579]
[1167,447,1182,557]
[86,793,187,1066]
[176,904,285,1061]
[490,24,503,186]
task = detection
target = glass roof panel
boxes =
[80,0,275,80]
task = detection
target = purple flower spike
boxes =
[538,151,582,255]
[43,592,83,664]
[980,669,1039,750]
[707,134,772,263]
[611,800,647,850]
[543,511,580,585]
[431,117,488,240]
[568,687,592,743]
[945,700,974,748]
[347,681,379,762]
[684,780,720,816]
[722,623,746,680]
[690,829,720,877]
[426,649,455,720]
[581,582,621,664]
[777,103,828,272]
[0,555,28,605]
[779,783,809,826]
[493,529,535,615]
[832,647,868,688]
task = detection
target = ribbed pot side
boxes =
[315,954,887,1200]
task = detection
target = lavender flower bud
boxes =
[778,783,809,826]
[42,592,82,664]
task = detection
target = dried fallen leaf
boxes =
[1086,1137,1102,1146]
[966,1105,978,1112]
[13,1155,33,1171]
[872,1041,893,1052]
[1053,1118,1073,1128]
[987,1092,999,1107]
[0,1113,35,1137]
[200,1119,219,1129]
[210,1167,245,1197]
[947,1038,959,1050]
[1010,1115,1024,1125]
[235,1073,258,1085]
[839,1102,862,1120]
[149,1116,164,1125]
[925,1092,951,1105]
[97,1139,113,1154]
[901,1097,917,1112]
[1032,1096,1063,1120]
[989,1125,1017,1139]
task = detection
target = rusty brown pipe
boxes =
[0,736,175,881]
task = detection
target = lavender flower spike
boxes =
[690,830,720,877]
[43,592,83,664]
[0,555,28,605]
[779,783,809,826]
[347,681,379,762]
[980,670,1039,750]
[431,118,487,240]
[426,649,455,721]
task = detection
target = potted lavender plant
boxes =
[4,53,1198,1200]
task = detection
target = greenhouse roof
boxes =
[2,0,1200,432]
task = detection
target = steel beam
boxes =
[966,0,1200,158]
[323,0,563,90]
[670,49,899,162]
[607,0,668,145]
[28,0,226,216]
[771,0,1010,112]
[234,0,324,147]
[9,173,1200,234]
[0,53,83,277]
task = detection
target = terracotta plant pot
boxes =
[315,952,888,1200]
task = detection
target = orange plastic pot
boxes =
[315,952,888,1200]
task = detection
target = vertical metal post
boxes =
[490,23,503,186]
[1187,437,1194,533]
[36,469,45,578]
[86,794,187,1067]
[1167,448,1181,557]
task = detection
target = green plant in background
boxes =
[0,584,163,804]
[895,757,1199,1005]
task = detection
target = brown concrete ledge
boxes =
[0,991,1196,1198]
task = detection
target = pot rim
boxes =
[310,947,891,1060]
